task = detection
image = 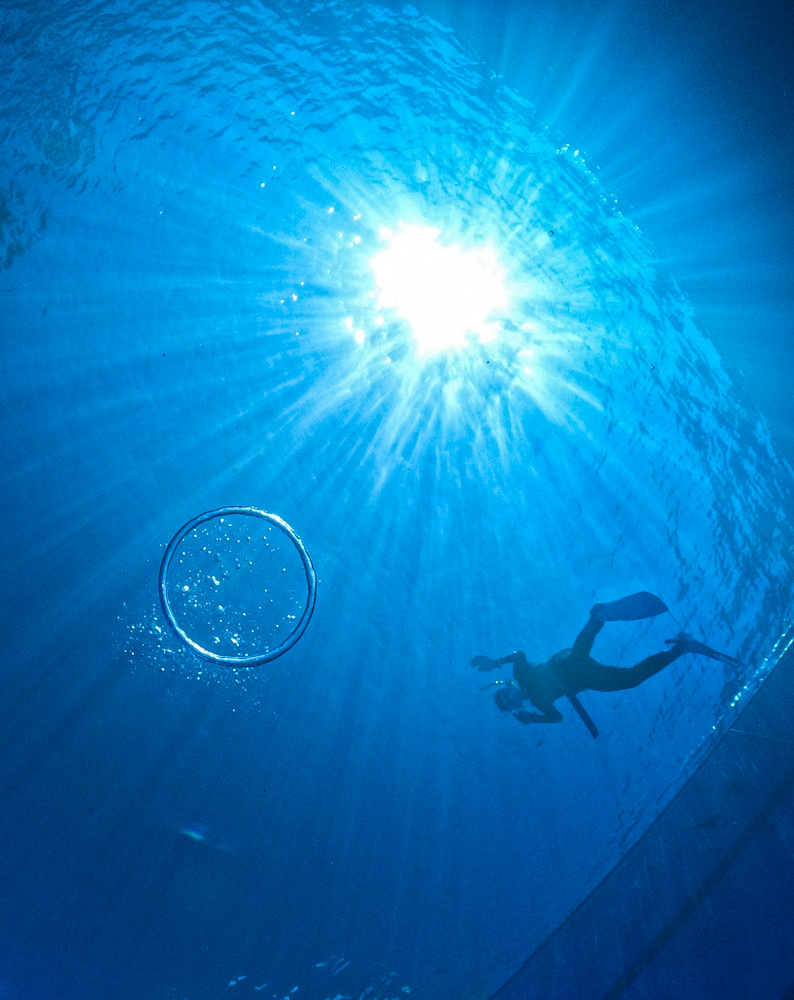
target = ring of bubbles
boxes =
[158,506,317,666]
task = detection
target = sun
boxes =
[370,223,509,355]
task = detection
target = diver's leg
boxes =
[583,646,686,692]
[571,612,604,659]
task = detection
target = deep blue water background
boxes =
[1,1,793,998]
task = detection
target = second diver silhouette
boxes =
[472,592,744,739]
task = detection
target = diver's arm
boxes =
[472,650,528,672]
[497,650,527,667]
[513,705,563,725]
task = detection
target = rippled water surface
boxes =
[1,2,792,998]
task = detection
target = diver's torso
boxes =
[515,648,604,703]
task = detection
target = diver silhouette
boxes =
[472,592,744,738]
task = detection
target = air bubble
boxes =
[158,506,317,667]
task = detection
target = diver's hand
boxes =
[514,707,563,725]
[471,655,499,671]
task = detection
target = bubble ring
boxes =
[158,506,317,666]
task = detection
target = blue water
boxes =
[1,1,793,998]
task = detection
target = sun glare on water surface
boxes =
[370,223,509,355]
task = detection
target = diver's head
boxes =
[494,681,524,712]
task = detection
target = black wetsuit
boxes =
[511,616,683,723]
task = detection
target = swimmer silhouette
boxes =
[472,592,744,738]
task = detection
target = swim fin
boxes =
[665,632,745,668]
[592,591,668,622]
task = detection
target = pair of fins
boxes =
[582,592,745,738]
[599,592,744,667]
